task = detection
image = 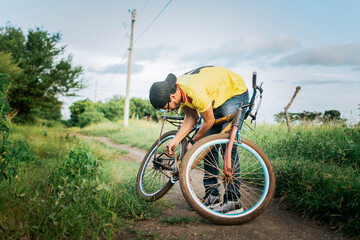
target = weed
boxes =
[114,177,167,220]
[0,123,167,239]
[246,123,360,236]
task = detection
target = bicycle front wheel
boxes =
[136,130,187,201]
[180,133,275,224]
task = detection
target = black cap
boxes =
[149,73,177,109]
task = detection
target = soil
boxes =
[76,134,353,240]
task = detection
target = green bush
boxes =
[53,143,102,183]
[68,96,164,127]
[69,99,96,126]
[0,75,37,183]
[0,74,12,117]
[78,108,106,128]
[100,96,124,121]
[0,139,36,183]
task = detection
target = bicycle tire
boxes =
[180,133,275,224]
[136,130,187,201]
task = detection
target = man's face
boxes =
[162,95,180,112]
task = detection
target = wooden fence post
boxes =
[284,86,301,132]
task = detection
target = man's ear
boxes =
[170,93,176,100]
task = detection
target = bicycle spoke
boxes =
[137,131,186,200]
[181,135,275,224]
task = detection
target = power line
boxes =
[97,1,174,99]
[134,0,174,44]
[103,50,128,91]
[138,0,150,16]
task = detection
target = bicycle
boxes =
[136,72,276,224]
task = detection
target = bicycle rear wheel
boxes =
[180,133,275,224]
[136,130,187,201]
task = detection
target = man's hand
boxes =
[164,139,177,157]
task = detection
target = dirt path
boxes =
[77,134,350,240]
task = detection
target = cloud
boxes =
[274,43,360,68]
[296,79,360,85]
[134,44,178,61]
[89,62,144,75]
[180,36,299,67]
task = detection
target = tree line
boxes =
[67,96,163,127]
[274,110,346,124]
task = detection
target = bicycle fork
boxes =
[223,106,243,177]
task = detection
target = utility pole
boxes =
[124,9,136,128]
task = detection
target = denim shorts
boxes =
[206,90,249,136]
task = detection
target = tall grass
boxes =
[0,123,166,239]
[79,120,360,236]
[245,123,360,236]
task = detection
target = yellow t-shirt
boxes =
[177,66,247,113]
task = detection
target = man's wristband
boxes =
[188,138,197,144]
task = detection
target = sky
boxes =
[1,0,359,123]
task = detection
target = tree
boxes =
[322,110,344,123]
[0,74,12,118]
[69,99,95,126]
[0,24,84,121]
[130,97,162,121]
[294,110,322,122]
[99,96,125,121]
[78,107,105,128]
[274,110,345,124]
[0,51,23,118]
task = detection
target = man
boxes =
[149,66,249,213]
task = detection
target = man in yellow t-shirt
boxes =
[149,66,249,212]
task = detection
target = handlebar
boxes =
[252,72,257,89]
[252,71,263,93]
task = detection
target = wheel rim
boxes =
[139,136,183,197]
[185,138,270,218]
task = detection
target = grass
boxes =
[0,123,166,239]
[79,119,360,237]
[244,123,360,236]
[3,119,358,238]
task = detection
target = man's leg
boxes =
[203,90,249,201]
[219,91,249,201]
[203,113,222,198]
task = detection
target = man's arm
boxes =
[165,106,198,155]
[191,105,215,142]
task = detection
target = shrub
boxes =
[0,139,36,183]
[78,108,106,128]
[100,96,124,121]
